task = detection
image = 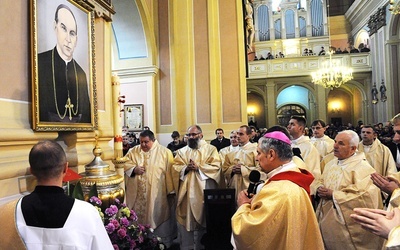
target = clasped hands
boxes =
[186,159,199,173]
[133,166,146,175]
[371,172,400,195]
[349,173,400,240]
[232,163,242,175]
[351,207,400,239]
[317,186,333,200]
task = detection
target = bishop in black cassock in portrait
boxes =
[38,4,90,123]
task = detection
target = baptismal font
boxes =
[79,135,125,210]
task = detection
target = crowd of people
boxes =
[313,44,371,56]
[119,116,400,249]
[2,114,400,249]
[307,120,395,148]
[254,51,285,60]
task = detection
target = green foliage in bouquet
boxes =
[70,181,98,201]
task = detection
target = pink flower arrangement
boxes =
[89,196,165,250]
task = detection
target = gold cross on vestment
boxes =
[65,97,74,120]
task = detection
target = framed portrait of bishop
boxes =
[31,0,97,131]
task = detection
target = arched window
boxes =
[277,104,306,127]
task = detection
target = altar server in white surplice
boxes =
[223,125,261,202]
[0,140,113,249]
[287,115,321,195]
[310,119,335,161]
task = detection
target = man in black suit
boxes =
[210,128,230,152]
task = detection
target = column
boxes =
[266,81,277,127]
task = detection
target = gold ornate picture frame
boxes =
[31,0,97,131]
[124,104,144,132]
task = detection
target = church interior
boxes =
[0,0,399,204]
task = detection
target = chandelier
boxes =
[311,0,353,89]
[311,51,353,89]
[390,0,400,15]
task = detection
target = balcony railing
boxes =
[247,52,371,79]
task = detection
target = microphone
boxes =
[247,170,261,198]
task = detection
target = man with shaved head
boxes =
[0,140,112,249]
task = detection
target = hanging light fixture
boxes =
[390,0,400,15]
[311,0,353,89]
[311,51,353,89]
